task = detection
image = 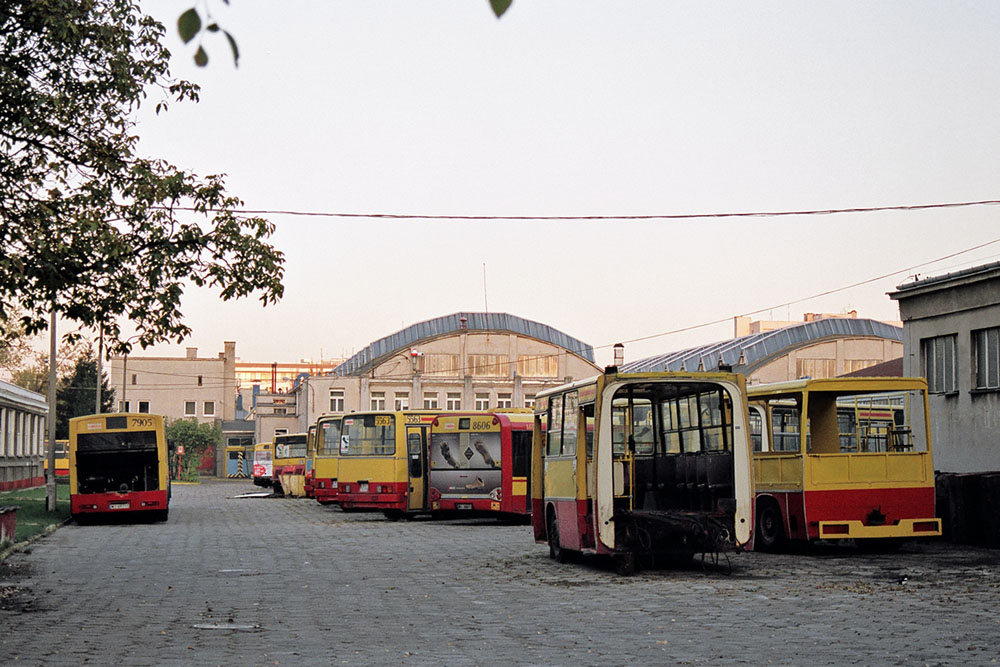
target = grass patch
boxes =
[0,485,71,544]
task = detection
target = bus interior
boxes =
[75,431,162,495]
[608,381,739,555]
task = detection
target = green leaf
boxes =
[194,45,208,67]
[177,8,202,44]
[490,0,513,18]
[223,30,240,67]
[206,23,220,33]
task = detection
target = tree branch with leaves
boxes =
[1,0,284,356]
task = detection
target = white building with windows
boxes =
[0,379,48,491]
[890,261,1000,473]
[290,313,602,434]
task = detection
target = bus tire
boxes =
[546,509,570,563]
[383,509,404,521]
[156,509,169,522]
[615,552,636,576]
[756,500,785,551]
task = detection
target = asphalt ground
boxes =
[1,479,998,666]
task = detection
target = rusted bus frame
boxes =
[532,371,753,562]
[749,377,941,544]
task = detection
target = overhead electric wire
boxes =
[162,197,1000,221]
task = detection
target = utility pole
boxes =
[95,324,103,414]
[45,310,57,512]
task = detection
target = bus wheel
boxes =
[756,502,785,551]
[156,509,169,522]
[383,509,404,521]
[615,552,636,576]
[546,510,568,563]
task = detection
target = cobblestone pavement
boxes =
[1,479,999,665]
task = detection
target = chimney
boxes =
[186,347,198,359]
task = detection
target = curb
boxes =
[0,518,71,564]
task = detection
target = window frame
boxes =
[973,326,1000,391]
[923,334,958,394]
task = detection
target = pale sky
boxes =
[126,1,1000,367]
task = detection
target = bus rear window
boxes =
[77,431,158,452]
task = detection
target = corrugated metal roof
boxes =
[621,318,902,374]
[334,312,595,376]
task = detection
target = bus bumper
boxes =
[818,518,942,540]
[71,490,168,515]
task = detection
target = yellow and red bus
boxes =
[272,432,308,497]
[312,413,344,505]
[252,442,273,487]
[428,411,533,517]
[69,413,169,521]
[748,377,941,550]
[43,439,69,480]
[532,370,753,574]
[335,410,439,517]
[304,423,318,498]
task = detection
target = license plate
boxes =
[108,502,129,510]
[456,503,473,510]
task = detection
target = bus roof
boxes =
[747,376,928,398]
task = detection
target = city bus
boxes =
[252,442,273,488]
[68,413,169,521]
[43,439,69,480]
[335,410,439,517]
[531,369,753,574]
[312,413,344,505]
[428,411,533,517]
[304,423,318,498]
[748,377,942,550]
[272,432,308,497]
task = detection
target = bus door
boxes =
[406,426,430,511]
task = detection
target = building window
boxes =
[423,392,439,409]
[475,392,490,411]
[131,373,137,385]
[330,389,345,412]
[203,401,216,416]
[446,392,461,410]
[394,392,409,410]
[469,355,509,377]
[138,401,150,414]
[119,401,130,413]
[923,335,957,394]
[973,327,1000,390]
[496,393,512,409]
[371,391,386,410]
[524,394,536,409]
[184,401,197,416]
[198,375,203,386]
[517,354,558,378]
